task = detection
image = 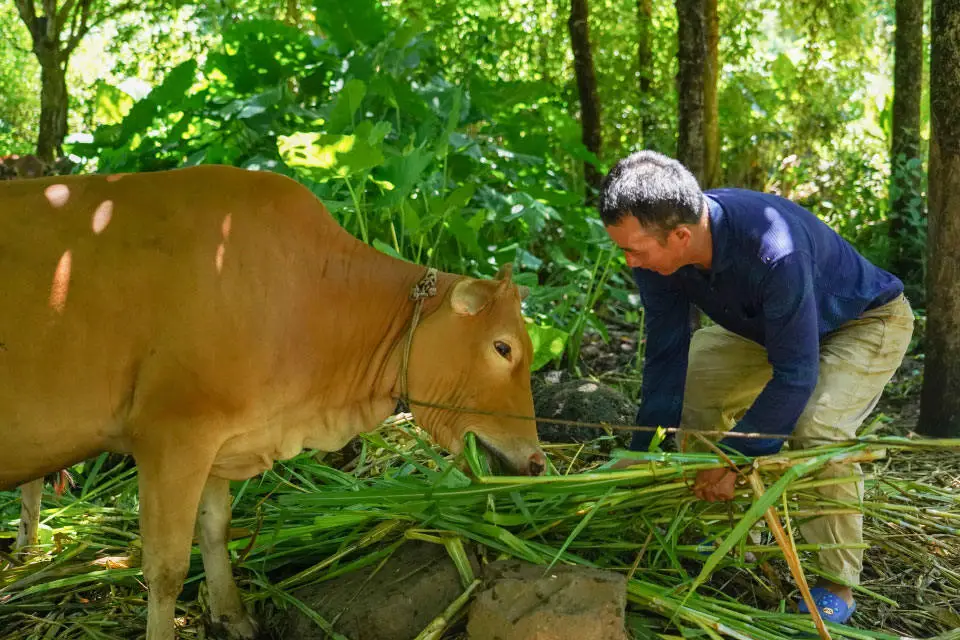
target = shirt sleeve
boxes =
[630,268,692,451]
[719,252,820,456]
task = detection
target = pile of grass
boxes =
[1,418,958,640]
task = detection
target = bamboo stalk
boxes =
[747,469,831,640]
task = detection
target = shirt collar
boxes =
[705,193,733,278]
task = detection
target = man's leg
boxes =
[793,295,914,605]
[680,324,771,446]
[618,323,769,464]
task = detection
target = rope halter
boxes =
[397,267,439,413]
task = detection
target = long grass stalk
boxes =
[412,578,481,640]
[2,426,956,639]
[747,468,830,640]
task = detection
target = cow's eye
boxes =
[494,340,512,359]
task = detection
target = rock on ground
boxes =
[277,540,477,640]
[467,560,630,640]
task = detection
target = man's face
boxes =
[605,215,691,276]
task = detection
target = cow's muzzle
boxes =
[477,438,547,476]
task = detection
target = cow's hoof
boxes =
[211,613,259,640]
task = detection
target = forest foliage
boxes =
[0,0,929,371]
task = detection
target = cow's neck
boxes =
[297,240,457,448]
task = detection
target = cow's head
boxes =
[406,264,546,476]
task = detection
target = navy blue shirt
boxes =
[631,188,903,456]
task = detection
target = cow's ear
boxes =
[517,285,530,300]
[494,263,513,281]
[450,278,496,316]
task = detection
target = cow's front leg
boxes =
[15,479,43,554]
[135,435,216,640]
[198,476,258,639]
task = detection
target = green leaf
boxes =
[314,0,390,51]
[378,146,434,205]
[92,81,133,124]
[150,59,198,106]
[369,75,433,122]
[109,60,198,147]
[526,323,569,372]
[327,79,367,132]
[278,130,384,181]
[211,20,328,93]
[400,201,422,233]
[436,86,463,156]
[446,213,482,256]
[372,238,403,259]
[442,184,477,214]
[367,120,393,145]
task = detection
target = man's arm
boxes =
[630,268,693,450]
[719,252,820,456]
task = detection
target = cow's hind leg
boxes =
[15,479,43,554]
[198,476,257,639]
[135,436,217,640]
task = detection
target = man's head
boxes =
[599,151,706,275]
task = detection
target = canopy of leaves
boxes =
[0,0,929,364]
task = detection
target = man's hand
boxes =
[693,468,739,502]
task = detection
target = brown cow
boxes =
[0,165,546,639]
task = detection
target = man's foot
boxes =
[798,581,857,624]
[816,580,854,606]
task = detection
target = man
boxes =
[601,151,914,624]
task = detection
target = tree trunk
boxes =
[919,0,960,437]
[540,0,553,85]
[675,0,706,184]
[888,0,925,287]
[637,0,655,149]
[285,0,301,26]
[14,0,91,164]
[37,57,69,163]
[703,0,720,188]
[568,0,603,201]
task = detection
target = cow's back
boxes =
[0,165,348,488]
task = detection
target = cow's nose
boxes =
[528,451,546,476]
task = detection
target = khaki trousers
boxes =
[679,295,914,584]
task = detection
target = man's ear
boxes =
[672,225,692,245]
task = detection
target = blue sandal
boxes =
[798,587,857,624]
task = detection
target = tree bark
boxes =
[37,56,69,162]
[919,0,960,437]
[284,0,301,26]
[675,0,706,184]
[539,0,551,84]
[637,0,655,149]
[888,0,925,286]
[703,0,720,188]
[568,0,603,201]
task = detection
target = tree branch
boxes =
[13,0,40,43]
[89,0,141,29]
[41,0,57,40]
[65,0,83,47]
[64,0,97,55]
[56,0,80,35]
